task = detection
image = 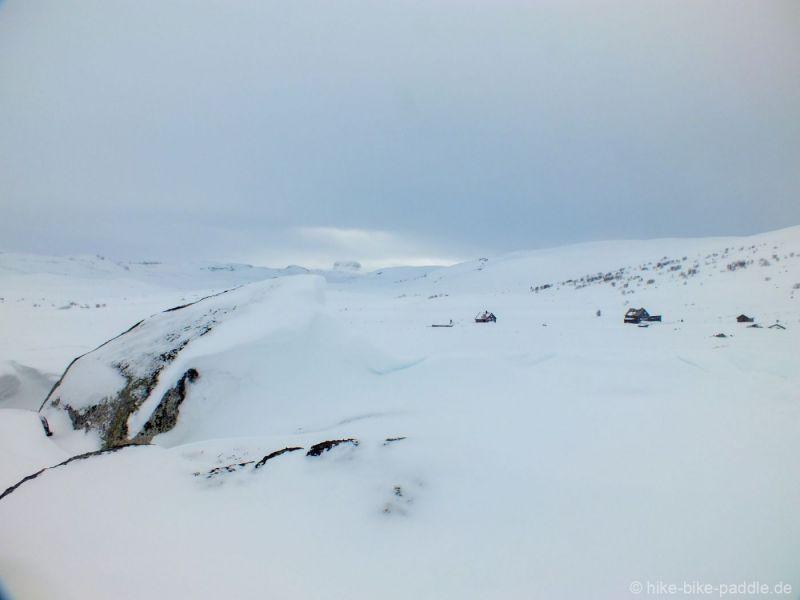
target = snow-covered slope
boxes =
[1,228,799,600]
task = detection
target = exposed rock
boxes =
[197,460,255,479]
[306,438,359,457]
[39,415,53,437]
[0,443,147,502]
[254,446,303,469]
[196,441,353,479]
[383,437,406,445]
[132,368,199,444]
[161,288,237,313]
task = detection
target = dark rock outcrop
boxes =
[0,443,148,502]
[306,439,359,457]
[254,447,303,469]
[198,460,255,479]
[132,368,199,444]
[383,437,406,445]
[196,446,304,479]
[39,415,53,437]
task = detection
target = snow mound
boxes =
[40,274,416,451]
[41,276,329,449]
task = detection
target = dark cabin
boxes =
[624,307,662,324]
[625,308,647,323]
[736,314,754,323]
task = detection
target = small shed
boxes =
[736,314,754,323]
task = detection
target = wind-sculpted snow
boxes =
[0,361,56,411]
[39,277,334,449]
[39,291,234,448]
[37,274,417,451]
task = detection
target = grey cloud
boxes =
[1,0,798,266]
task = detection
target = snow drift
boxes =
[40,277,328,448]
[39,274,417,451]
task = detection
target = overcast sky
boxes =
[1,0,798,269]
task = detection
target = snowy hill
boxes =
[1,228,799,599]
[0,252,309,287]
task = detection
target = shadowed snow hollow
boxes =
[0,361,56,411]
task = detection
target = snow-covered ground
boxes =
[1,228,799,599]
